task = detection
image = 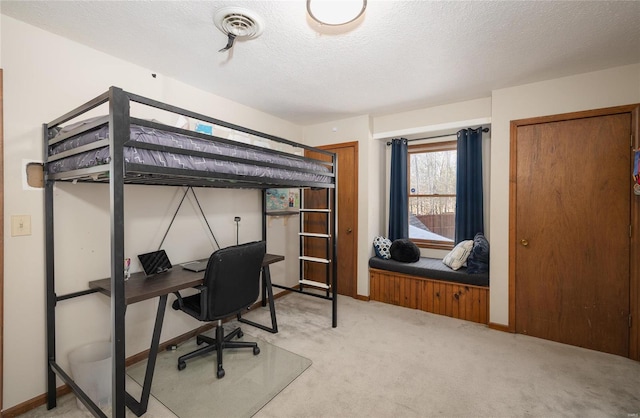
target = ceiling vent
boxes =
[214,7,264,52]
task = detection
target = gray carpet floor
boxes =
[21,292,640,417]
[252,293,640,418]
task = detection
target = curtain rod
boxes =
[386,127,490,146]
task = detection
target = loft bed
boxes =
[43,86,337,417]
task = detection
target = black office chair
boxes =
[172,240,266,378]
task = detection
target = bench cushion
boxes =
[369,256,489,287]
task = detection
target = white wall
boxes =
[1,15,303,409]
[0,9,3,68]
[265,214,301,289]
[489,63,640,326]
[374,97,492,137]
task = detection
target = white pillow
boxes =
[442,240,474,270]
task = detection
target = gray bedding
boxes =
[48,119,331,184]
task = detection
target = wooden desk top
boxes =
[263,253,285,266]
[89,253,284,305]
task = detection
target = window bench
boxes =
[368,257,489,324]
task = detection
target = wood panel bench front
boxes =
[369,267,489,324]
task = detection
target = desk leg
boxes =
[261,269,267,307]
[125,294,167,416]
[262,266,278,332]
[238,266,278,333]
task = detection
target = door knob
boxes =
[520,239,529,247]
[346,228,353,234]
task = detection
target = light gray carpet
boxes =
[20,293,640,417]
[248,293,640,418]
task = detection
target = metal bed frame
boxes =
[43,86,337,417]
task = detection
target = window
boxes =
[408,140,456,250]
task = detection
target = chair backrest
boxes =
[203,240,266,320]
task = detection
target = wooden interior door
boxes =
[305,142,358,297]
[513,112,631,357]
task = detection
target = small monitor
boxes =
[137,250,172,277]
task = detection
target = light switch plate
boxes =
[11,215,31,237]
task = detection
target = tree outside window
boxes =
[408,140,456,250]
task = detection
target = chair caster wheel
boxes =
[237,330,244,339]
[217,368,225,379]
[253,346,260,355]
[178,362,186,371]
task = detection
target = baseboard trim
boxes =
[2,386,72,418]
[2,291,291,417]
[488,322,514,333]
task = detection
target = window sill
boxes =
[412,239,454,251]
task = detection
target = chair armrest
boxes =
[172,286,208,321]
[197,286,208,320]
[172,285,206,309]
[172,291,185,310]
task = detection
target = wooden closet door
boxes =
[514,113,631,357]
[305,142,358,298]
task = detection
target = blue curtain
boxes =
[389,138,408,241]
[455,128,484,243]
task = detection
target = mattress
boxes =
[48,119,332,184]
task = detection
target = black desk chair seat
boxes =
[172,241,266,379]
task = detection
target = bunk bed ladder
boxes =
[298,188,332,298]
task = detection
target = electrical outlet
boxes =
[11,215,32,237]
[234,216,241,222]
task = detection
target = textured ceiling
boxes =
[2,0,639,125]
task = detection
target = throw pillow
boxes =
[467,233,490,274]
[442,240,474,270]
[372,236,392,259]
[390,239,420,263]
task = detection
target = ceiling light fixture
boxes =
[307,0,367,26]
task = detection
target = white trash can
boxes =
[68,341,112,410]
